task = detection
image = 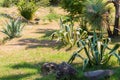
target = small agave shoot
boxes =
[68,32,120,70]
[1,19,24,39]
[51,18,87,48]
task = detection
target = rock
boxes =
[41,62,58,76]
[56,62,77,80]
[34,18,40,21]
[41,62,77,80]
[34,18,40,24]
[84,70,114,80]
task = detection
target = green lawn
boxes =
[0,48,72,80]
[0,34,120,80]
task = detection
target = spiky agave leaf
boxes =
[1,19,24,39]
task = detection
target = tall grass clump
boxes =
[17,0,38,20]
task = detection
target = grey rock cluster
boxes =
[84,70,114,80]
[56,62,77,80]
[41,62,77,80]
[41,62,114,80]
[41,62,58,76]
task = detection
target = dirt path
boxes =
[0,21,60,52]
[0,6,66,53]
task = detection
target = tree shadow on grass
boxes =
[0,73,35,80]
[1,61,120,80]
[0,62,44,80]
[11,62,43,73]
[0,62,56,80]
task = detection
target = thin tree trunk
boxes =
[107,27,113,37]
[113,3,119,36]
[106,0,119,36]
[106,9,113,37]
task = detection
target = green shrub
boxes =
[49,0,60,6]
[11,0,20,5]
[1,0,19,7]
[1,19,24,39]
[68,32,120,70]
[51,18,87,48]
[17,0,38,20]
[1,0,11,7]
[33,0,60,6]
[43,13,61,22]
[42,7,61,22]
[61,0,87,31]
[35,0,50,6]
[61,0,86,18]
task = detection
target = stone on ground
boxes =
[84,70,114,80]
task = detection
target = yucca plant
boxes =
[17,0,38,20]
[68,32,120,70]
[1,19,24,39]
[51,18,87,47]
[84,0,107,29]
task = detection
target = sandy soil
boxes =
[0,7,65,52]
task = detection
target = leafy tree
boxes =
[61,0,86,21]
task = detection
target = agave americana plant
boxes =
[1,19,24,39]
[68,32,120,70]
[51,18,87,47]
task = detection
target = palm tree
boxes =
[84,0,108,34]
[107,0,120,36]
[85,0,120,37]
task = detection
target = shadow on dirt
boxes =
[10,28,65,50]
